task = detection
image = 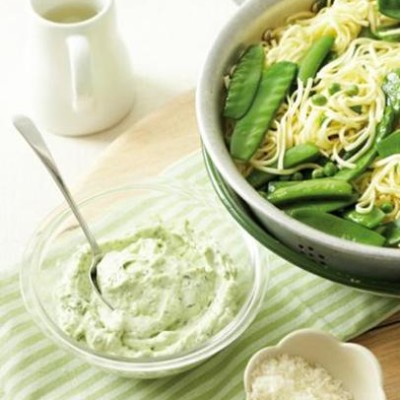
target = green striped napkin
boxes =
[1,151,399,400]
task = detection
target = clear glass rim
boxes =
[20,180,269,372]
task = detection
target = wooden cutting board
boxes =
[75,90,200,196]
[76,90,400,399]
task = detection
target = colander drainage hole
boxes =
[297,243,328,266]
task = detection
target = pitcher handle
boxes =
[67,35,93,112]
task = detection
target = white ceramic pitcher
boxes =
[28,0,134,136]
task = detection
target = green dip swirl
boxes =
[55,223,241,358]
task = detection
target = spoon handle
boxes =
[13,115,101,256]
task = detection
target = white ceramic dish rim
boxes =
[20,180,269,373]
[243,328,386,400]
[196,0,400,263]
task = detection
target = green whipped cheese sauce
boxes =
[56,223,241,358]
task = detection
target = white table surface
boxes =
[0,0,236,270]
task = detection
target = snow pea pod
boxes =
[377,130,400,157]
[230,61,298,161]
[224,45,264,119]
[380,201,395,214]
[334,71,400,181]
[246,170,274,189]
[298,35,335,83]
[247,143,320,188]
[381,219,400,246]
[334,106,396,181]
[359,25,400,42]
[344,207,386,229]
[267,181,299,193]
[291,210,386,246]
[266,178,353,206]
[283,195,358,214]
[375,26,400,42]
[333,148,376,181]
[378,0,400,20]
[284,143,320,166]
[382,69,400,114]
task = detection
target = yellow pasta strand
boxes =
[355,156,400,220]
[247,0,400,222]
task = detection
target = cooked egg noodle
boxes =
[354,155,400,226]
[247,0,400,222]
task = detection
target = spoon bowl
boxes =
[88,253,114,309]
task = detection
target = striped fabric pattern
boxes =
[1,151,399,400]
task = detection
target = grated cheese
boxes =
[248,354,354,400]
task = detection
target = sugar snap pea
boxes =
[375,105,397,144]
[266,181,299,194]
[359,24,400,42]
[224,45,264,119]
[323,162,338,177]
[328,82,341,95]
[333,148,377,181]
[291,210,386,246]
[380,201,395,214]
[334,70,400,181]
[369,25,400,42]
[230,61,298,161]
[247,171,274,188]
[377,130,400,157]
[312,168,325,179]
[382,69,400,114]
[298,35,335,83]
[266,178,353,206]
[344,207,386,229]
[292,172,304,181]
[334,106,396,181]
[378,0,400,20]
[283,195,358,214]
[284,143,320,166]
[346,85,359,97]
[381,219,400,246]
[247,143,320,188]
[311,94,328,106]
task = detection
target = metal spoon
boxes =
[13,115,113,310]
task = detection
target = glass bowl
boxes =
[20,179,269,379]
